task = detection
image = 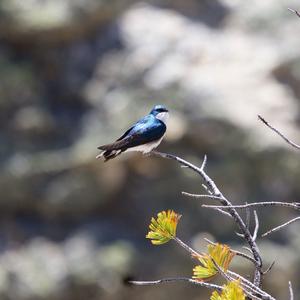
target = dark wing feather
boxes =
[115,126,135,141]
[97,135,136,151]
[97,127,134,151]
[97,116,147,150]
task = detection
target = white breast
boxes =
[155,112,169,124]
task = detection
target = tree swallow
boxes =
[97,105,169,161]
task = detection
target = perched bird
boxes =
[97,105,169,161]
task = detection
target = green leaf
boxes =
[210,280,245,300]
[193,243,235,281]
[146,210,181,245]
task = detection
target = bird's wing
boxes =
[98,116,166,151]
[113,115,151,141]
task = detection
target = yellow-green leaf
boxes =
[146,210,181,245]
[210,280,245,300]
[193,243,235,281]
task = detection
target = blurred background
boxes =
[0,0,300,299]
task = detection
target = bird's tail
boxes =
[96,143,123,162]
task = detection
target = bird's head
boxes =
[150,105,169,124]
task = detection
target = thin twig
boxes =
[262,216,300,237]
[242,246,253,254]
[173,237,200,258]
[252,210,259,242]
[258,115,300,150]
[228,270,275,300]
[227,274,265,300]
[200,154,207,170]
[211,257,274,300]
[202,202,300,211]
[245,202,251,230]
[263,261,275,275]
[128,277,223,291]
[289,281,294,300]
[230,279,263,300]
[183,191,236,217]
[204,238,258,266]
[151,151,222,195]
[235,231,245,238]
[288,7,300,18]
[182,192,223,201]
[210,207,234,218]
[234,251,258,266]
[210,256,231,282]
[182,192,232,217]
[202,184,211,194]
[150,150,263,286]
[177,237,271,298]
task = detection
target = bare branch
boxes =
[262,216,300,237]
[151,151,222,195]
[289,281,294,300]
[202,202,300,211]
[204,238,258,266]
[211,257,274,300]
[262,261,275,275]
[210,207,234,218]
[202,184,211,194]
[288,7,300,18]
[182,192,235,218]
[242,246,253,254]
[245,202,251,230]
[252,210,259,242]
[235,231,245,238]
[200,154,207,170]
[150,150,263,286]
[182,192,222,201]
[210,256,232,282]
[173,237,200,258]
[127,277,223,291]
[228,270,275,300]
[258,115,300,150]
[228,276,264,300]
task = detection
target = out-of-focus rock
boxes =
[272,57,300,104]
[0,56,38,122]
[85,2,300,150]
[0,0,136,45]
[43,170,105,218]
[12,106,55,137]
[154,0,230,28]
[0,236,134,299]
